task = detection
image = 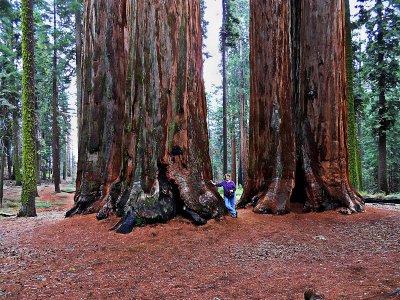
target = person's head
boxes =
[224,173,231,181]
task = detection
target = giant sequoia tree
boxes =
[67,0,225,231]
[237,0,365,214]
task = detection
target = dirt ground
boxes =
[0,185,399,300]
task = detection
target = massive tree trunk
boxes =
[67,0,225,232]
[52,0,61,193]
[238,0,364,214]
[19,0,37,217]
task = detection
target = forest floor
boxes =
[0,184,399,300]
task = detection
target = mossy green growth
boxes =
[19,0,37,217]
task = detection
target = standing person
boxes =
[211,174,237,218]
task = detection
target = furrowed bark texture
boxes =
[238,0,364,214]
[68,0,224,229]
[71,0,126,215]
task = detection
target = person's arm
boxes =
[215,181,223,187]
[210,180,223,187]
[210,180,222,187]
[232,182,236,192]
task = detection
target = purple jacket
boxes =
[215,180,236,198]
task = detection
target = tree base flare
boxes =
[67,166,224,233]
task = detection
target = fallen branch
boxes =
[363,198,400,204]
[0,211,15,217]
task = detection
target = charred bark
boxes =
[238,0,364,214]
[67,0,225,231]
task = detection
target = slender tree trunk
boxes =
[18,0,37,217]
[238,0,364,214]
[67,0,224,232]
[35,115,40,189]
[52,0,61,193]
[345,0,361,190]
[231,130,236,184]
[4,138,12,179]
[48,159,51,180]
[63,141,67,180]
[378,90,388,193]
[221,0,228,175]
[238,52,248,187]
[75,0,82,139]
[12,115,21,185]
[67,138,71,177]
[376,0,388,194]
[42,159,46,180]
[0,149,5,208]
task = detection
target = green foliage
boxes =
[0,0,78,213]
[34,0,77,179]
[209,0,249,180]
[354,0,400,192]
[220,0,240,48]
[346,0,362,190]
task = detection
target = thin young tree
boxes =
[220,0,239,174]
[52,0,61,193]
[345,0,362,190]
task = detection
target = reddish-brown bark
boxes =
[68,0,224,230]
[70,0,128,216]
[238,0,364,214]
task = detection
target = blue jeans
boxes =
[224,195,237,217]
